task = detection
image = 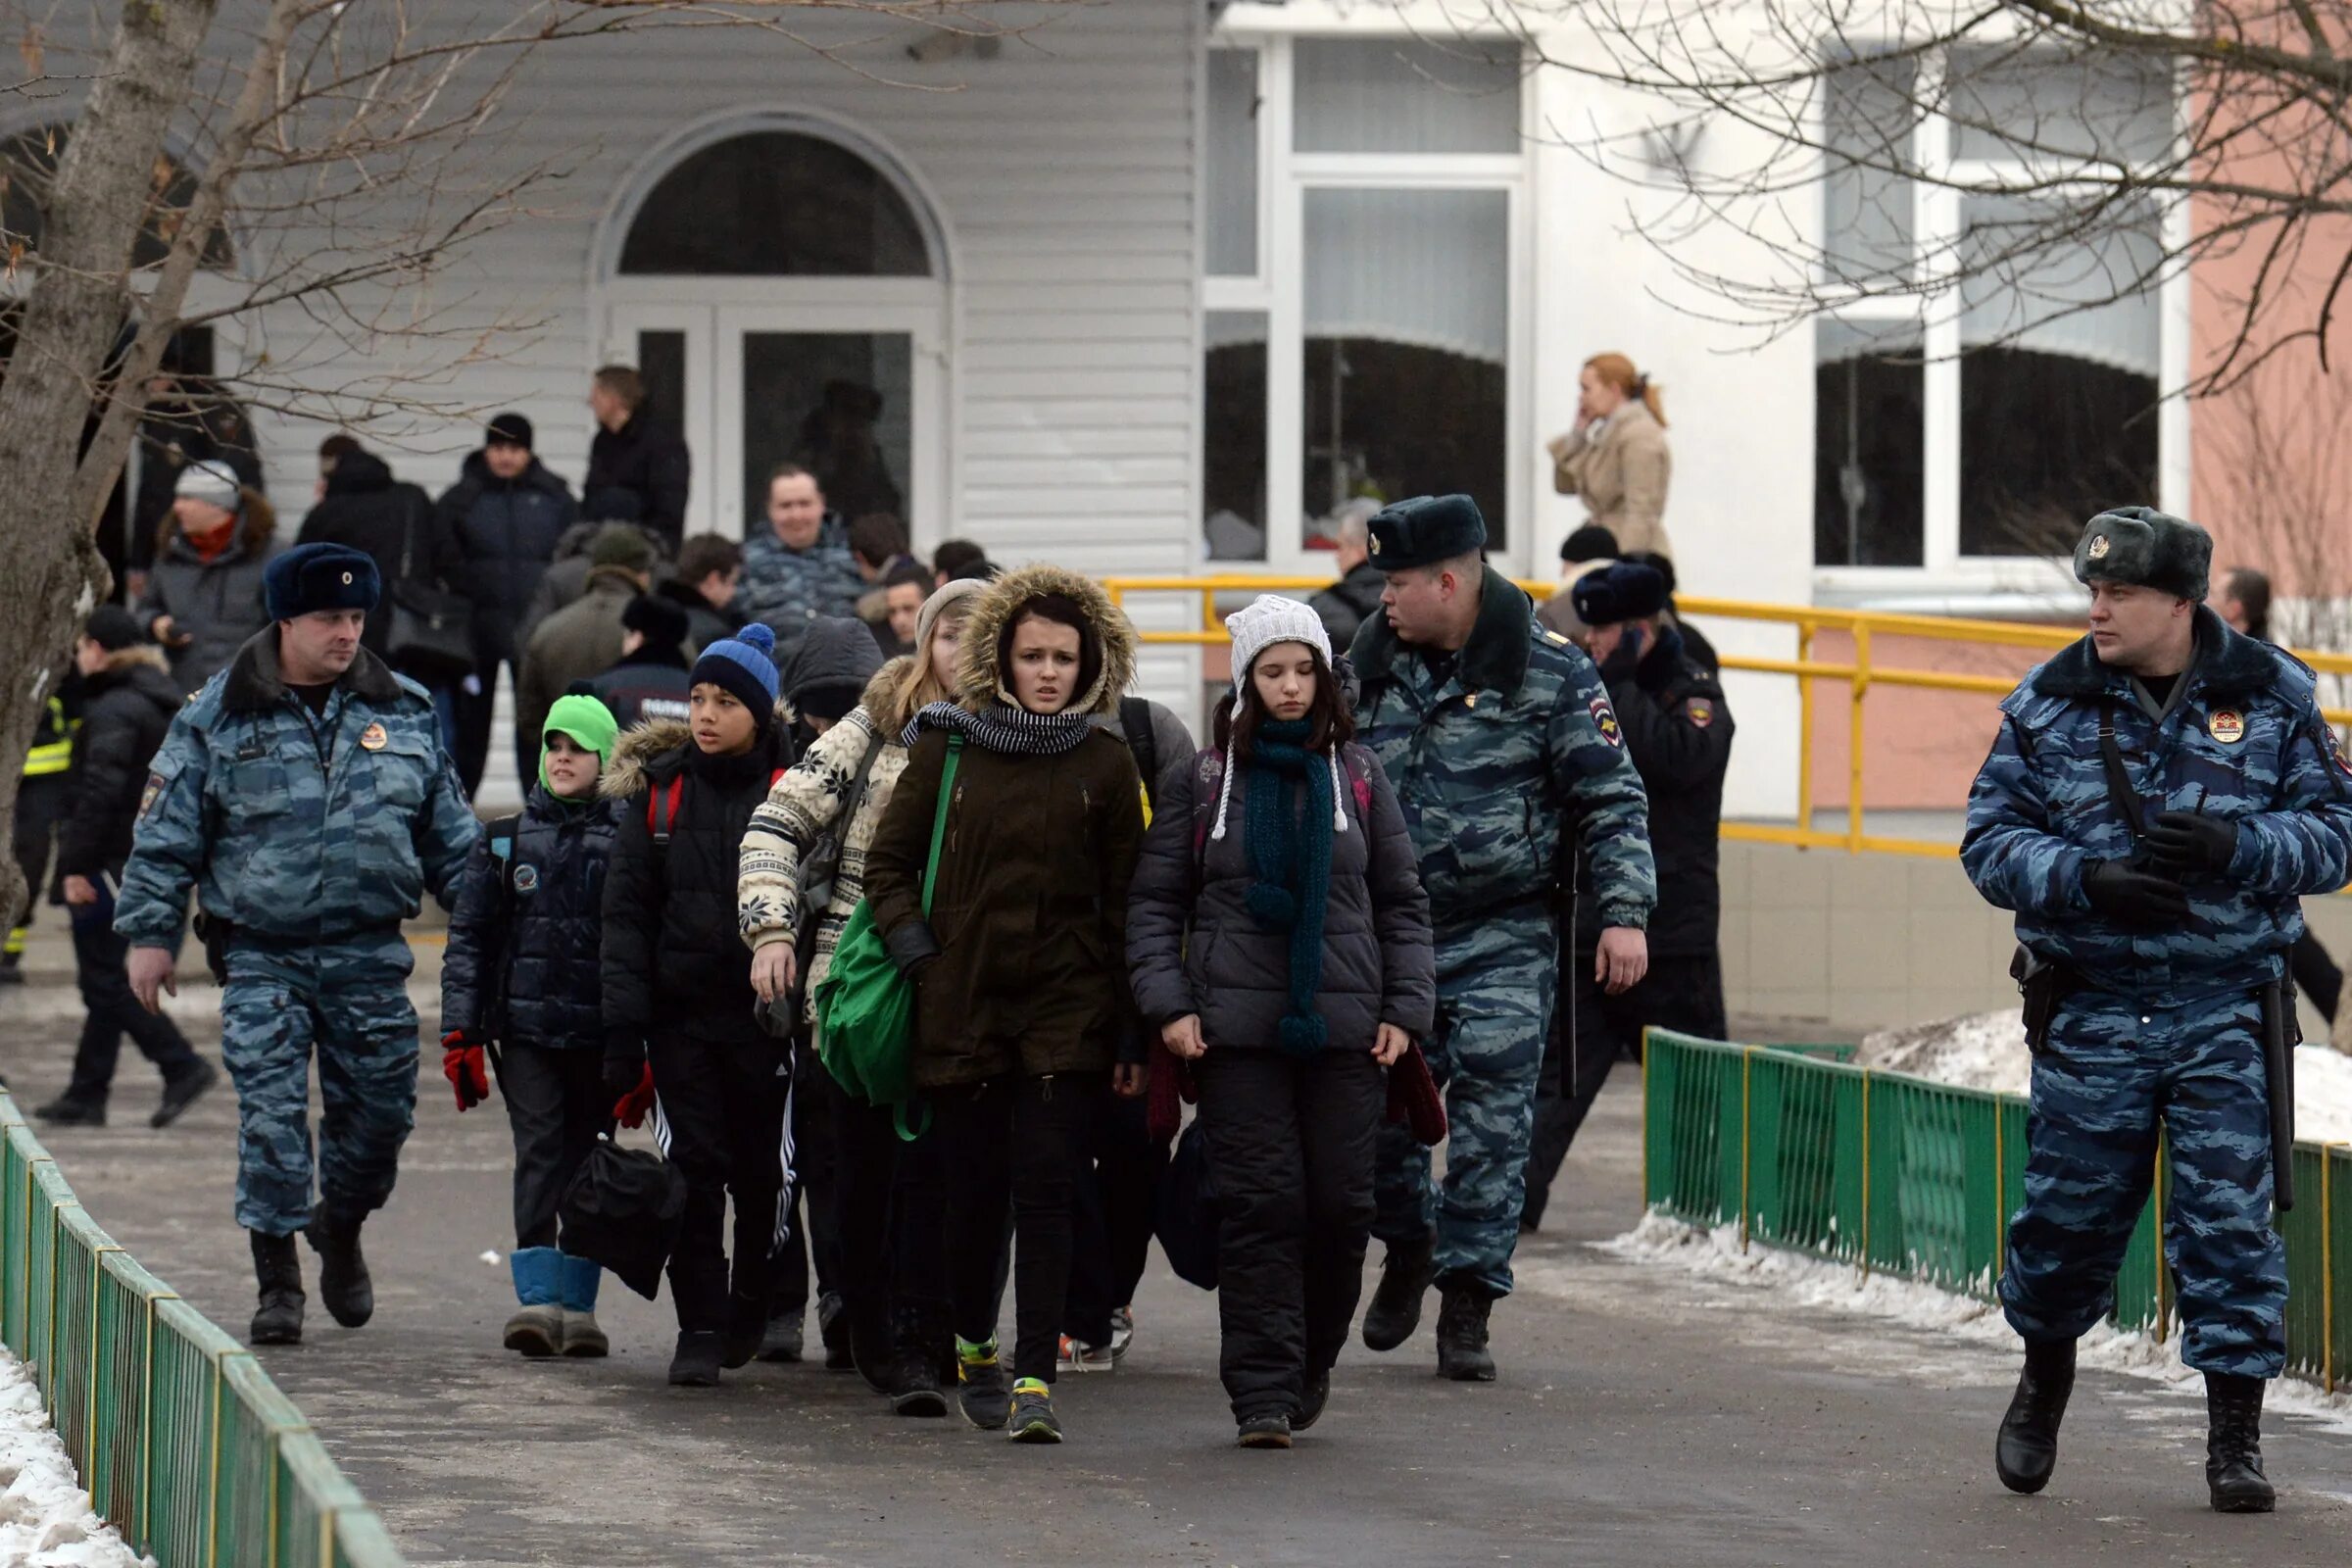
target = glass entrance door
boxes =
[733,330,913,529]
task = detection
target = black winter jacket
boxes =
[1571,631,1733,957]
[297,451,459,661]
[442,788,622,1047]
[1127,744,1437,1053]
[599,712,796,1051]
[1310,563,1388,653]
[588,648,692,731]
[585,415,691,548]
[435,452,579,644]
[655,578,731,659]
[55,648,183,881]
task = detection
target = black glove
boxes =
[2142,809,2239,880]
[2082,858,2193,929]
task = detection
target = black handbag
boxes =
[384,503,474,683]
[557,1135,689,1299]
[1153,1118,1220,1292]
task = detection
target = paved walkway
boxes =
[1,925,2347,1566]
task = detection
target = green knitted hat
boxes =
[540,692,619,795]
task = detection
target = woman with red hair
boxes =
[1548,352,1674,559]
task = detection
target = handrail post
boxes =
[1796,620,1816,844]
[1847,623,1871,852]
[1740,1047,1755,1254]
[2326,1142,2345,1395]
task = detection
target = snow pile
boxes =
[1856,1008,2352,1144]
[0,1349,150,1566]
[1601,1211,2352,1430]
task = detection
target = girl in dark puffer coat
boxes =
[1126,594,1435,1448]
[441,694,623,1359]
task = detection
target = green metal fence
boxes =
[1642,1029,2352,1394]
[0,1091,405,1566]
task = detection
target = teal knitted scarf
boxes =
[1245,718,1334,1056]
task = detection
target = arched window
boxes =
[0,125,233,269]
[618,130,932,276]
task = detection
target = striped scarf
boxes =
[905,700,1095,756]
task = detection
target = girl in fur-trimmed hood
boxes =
[860,563,1148,1444]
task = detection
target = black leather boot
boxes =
[249,1231,305,1347]
[2205,1372,2276,1513]
[304,1205,373,1328]
[668,1330,723,1387]
[1434,1282,1496,1383]
[1994,1338,2076,1494]
[1361,1232,1435,1352]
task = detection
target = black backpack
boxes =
[1119,696,1159,813]
[557,1136,689,1300]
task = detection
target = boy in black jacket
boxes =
[442,693,624,1357]
[600,624,797,1387]
[36,608,215,1128]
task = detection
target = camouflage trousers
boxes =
[219,933,419,1238]
[2000,991,2287,1379]
[1371,913,1553,1298]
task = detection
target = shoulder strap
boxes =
[1119,697,1158,810]
[648,775,683,846]
[2096,712,2147,840]
[1188,747,1224,890]
[919,735,963,915]
[1341,745,1372,820]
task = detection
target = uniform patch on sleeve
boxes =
[139,772,165,818]
[1686,699,1714,730]
[1590,695,1623,748]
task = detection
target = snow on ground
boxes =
[1600,1211,2352,1433]
[0,1349,148,1566]
[1855,1007,2352,1144]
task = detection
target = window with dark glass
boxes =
[1,126,233,269]
[619,131,931,276]
[1815,319,1925,567]
[1204,311,1269,562]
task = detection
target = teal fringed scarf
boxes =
[1245,718,1334,1056]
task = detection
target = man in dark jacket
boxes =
[436,414,580,795]
[1309,502,1387,652]
[660,534,742,658]
[296,441,459,666]
[589,595,693,730]
[35,609,217,1129]
[1523,563,1733,1229]
[518,525,653,766]
[585,366,692,549]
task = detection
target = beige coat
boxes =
[1549,403,1674,559]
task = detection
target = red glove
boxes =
[442,1032,489,1112]
[612,1064,657,1130]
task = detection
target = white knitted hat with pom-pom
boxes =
[1210,594,1348,842]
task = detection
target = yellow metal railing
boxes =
[1103,575,2352,860]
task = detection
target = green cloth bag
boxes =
[813,735,961,1140]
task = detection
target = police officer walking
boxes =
[1348,495,1655,1380]
[1963,508,2352,1512]
[1525,563,1734,1228]
[118,544,480,1347]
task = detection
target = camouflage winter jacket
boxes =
[115,631,479,954]
[735,515,865,661]
[1962,607,2352,1005]
[1349,569,1656,932]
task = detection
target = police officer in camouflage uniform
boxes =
[1348,494,1655,1381]
[1963,508,2352,1513]
[118,544,479,1347]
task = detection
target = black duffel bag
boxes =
[1153,1118,1220,1292]
[384,509,473,684]
[557,1135,688,1300]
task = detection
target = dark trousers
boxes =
[2291,930,2341,1025]
[932,1071,1102,1385]
[772,1042,838,1321]
[1063,1089,1164,1346]
[650,1030,792,1334]
[497,1044,605,1250]
[825,1066,953,1354]
[1197,1050,1384,1421]
[8,774,67,951]
[452,626,530,800]
[1525,950,1726,1228]
[65,900,199,1103]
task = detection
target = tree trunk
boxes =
[0,0,222,932]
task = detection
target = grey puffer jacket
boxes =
[137,499,281,695]
[1126,742,1436,1053]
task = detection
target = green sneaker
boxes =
[956,1337,1011,1431]
[1007,1378,1062,1445]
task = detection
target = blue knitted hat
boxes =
[690,622,780,721]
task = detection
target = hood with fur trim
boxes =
[956,563,1137,717]
[599,699,796,801]
[858,655,913,723]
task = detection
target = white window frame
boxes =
[1203,16,1535,577]
[1812,47,2191,596]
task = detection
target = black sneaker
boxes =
[32,1096,105,1127]
[817,1290,854,1371]
[669,1330,723,1387]
[957,1338,1011,1430]
[757,1312,805,1363]
[1295,1369,1331,1432]
[150,1059,219,1129]
[888,1352,950,1418]
[1238,1412,1293,1449]
[1007,1379,1061,1444]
